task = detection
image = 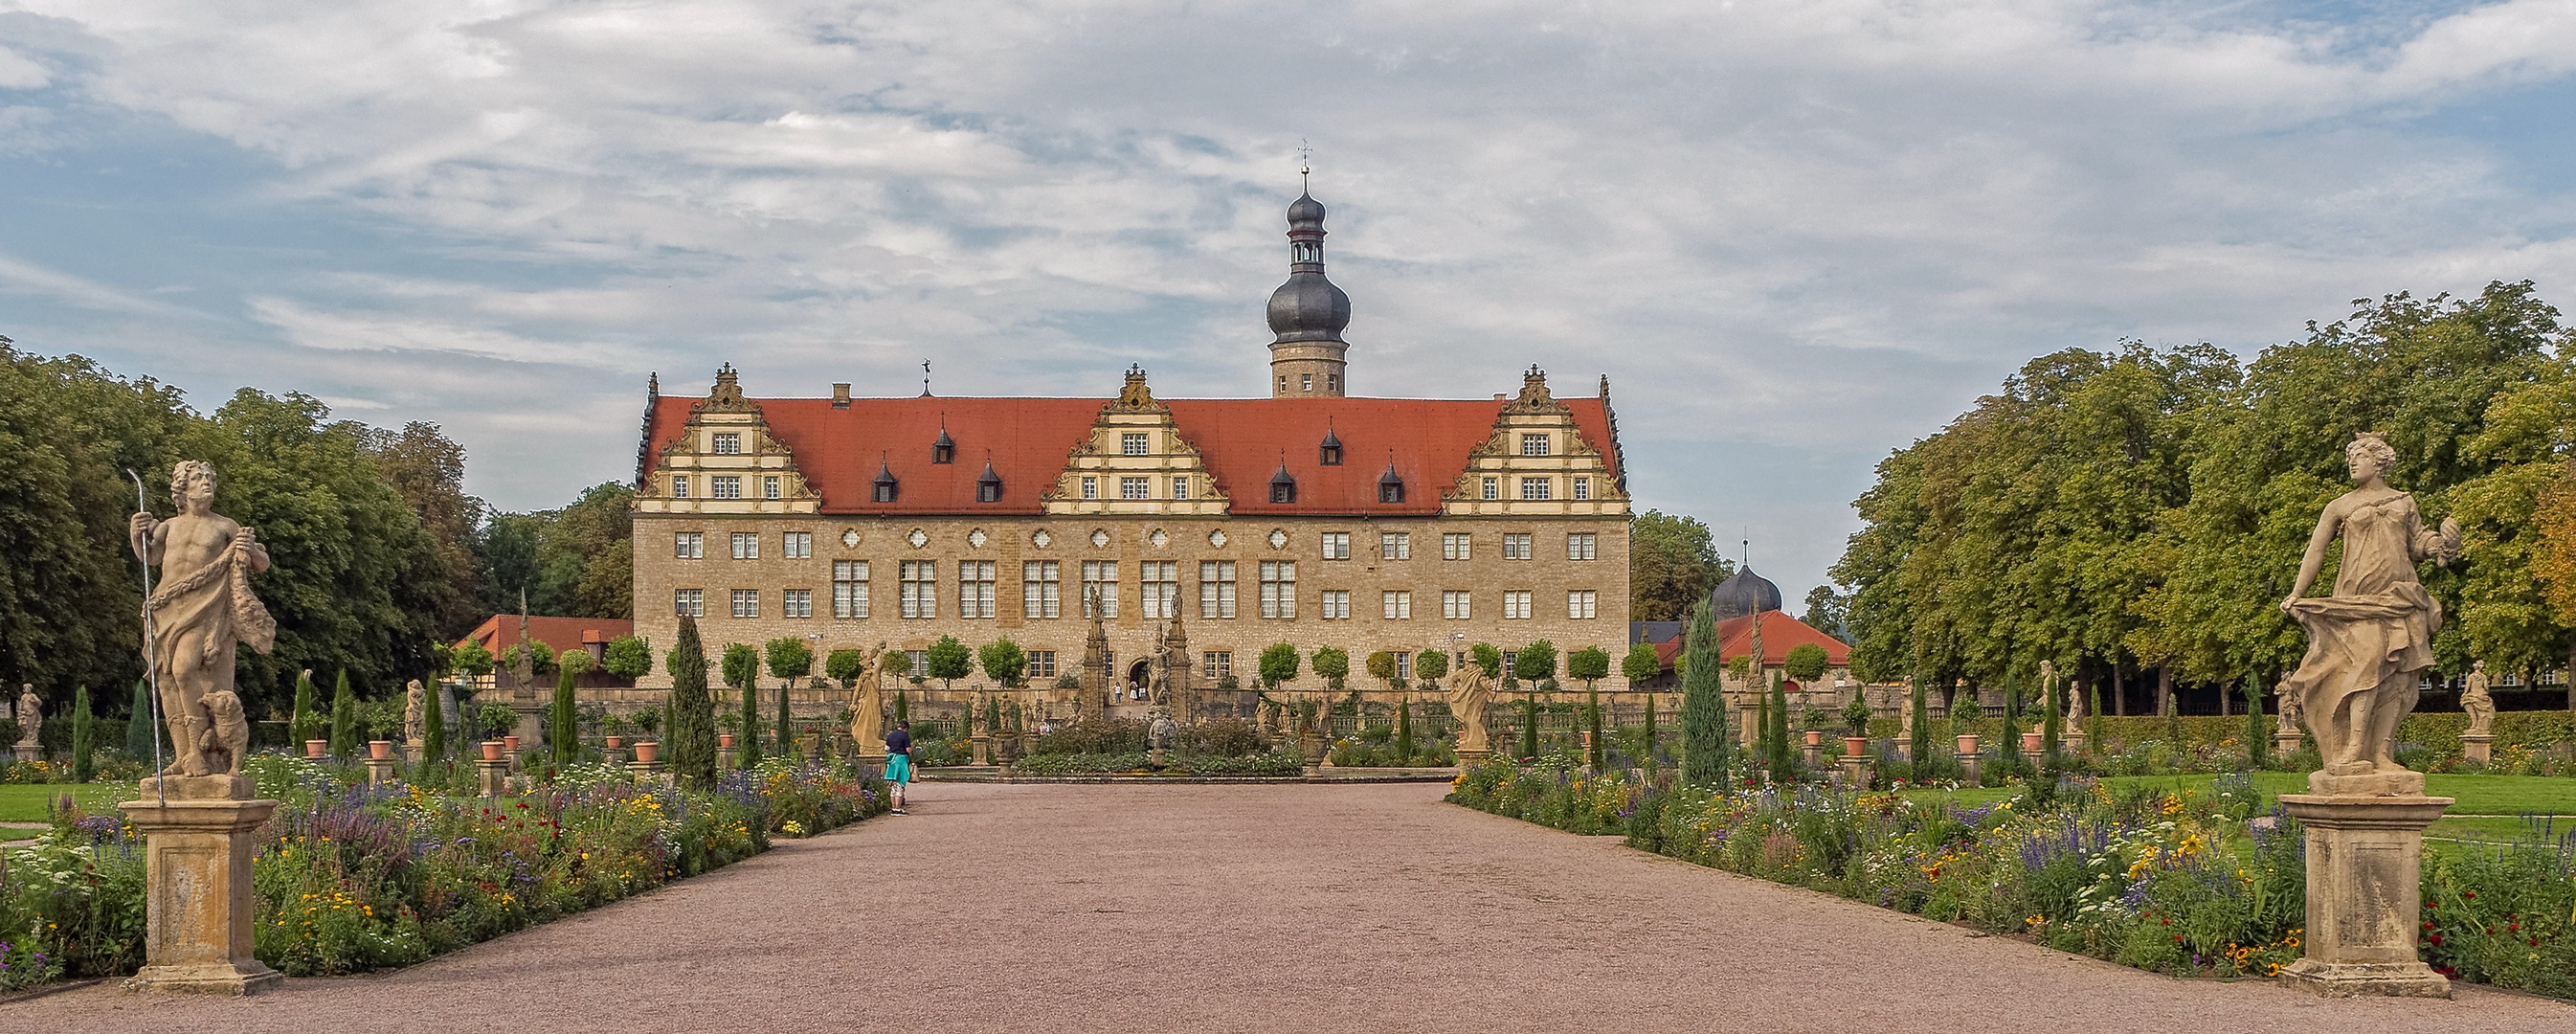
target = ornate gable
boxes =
[1043,367,1231,516]
[635,365,824,516]
[1443,366,1628,517]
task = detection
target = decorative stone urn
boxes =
[1954,733,1979,755]
[2021,731,2045,753]
[480,740,504,761]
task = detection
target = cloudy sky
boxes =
[5,1,2575,604]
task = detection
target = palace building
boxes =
[626,190,1635,708]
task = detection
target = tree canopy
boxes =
[1630,509,1733,621]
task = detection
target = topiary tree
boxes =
[290,668,318,747]
[1258,642,1300,690]
[666,617,717,787]
[723,642,762,767]
[1783,643,1829,684]
[601,636,653,682]
[330,670,360,758]
[71,685,94,783]
[451,640,496,681]
[124,679,157,764]
[1366,650,1398,689]
[778,666,799,761]
[927,635,973,691]
[1622,641,1663,686]
[1513,641,1557,686]
[1678,601,1730,788]
[1469,642,1503,679]
[1413,647,1447,689]
[977,639,1028,688]
[1311,647,1350,691]
[1567,645,1610,690]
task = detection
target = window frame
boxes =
[1258,560,1297,618]
[832,560,870,618]
[1022,560,1062,618]
[899,560,937,618]
[1198,560,1237,618]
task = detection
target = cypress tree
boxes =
[2000,670,2024,772]
[1395,694,1414,764]
[666,617,718,788]
[2245,675,2268,769]
[291,669,318,747]
[1754,684,1772,766]
[551,664,578,767]
[2042,668,2063,768]
[1767,674,1793,782]
[71,685,95,783]
[777,675,797,761]
[893,688,909,724]
[125,679,157,762]
[1908,675,1933,781]
[1678,600,1730,788]
[1585,685,1604,774]
[1518,695,1539,760]
[423,678,447,763]
[330,670,360,758]
[739,681,763,770]
[1643,694,1659,768]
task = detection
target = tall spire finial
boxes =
[1297,138,1312,186]
[921,359,932,396]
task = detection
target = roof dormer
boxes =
[872,457,899,504]
[1319,422,1344,466]
[1269,459,1297,504]
[932,423,956,464]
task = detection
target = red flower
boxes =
[2462,891,2475,899]
[2430,934,2444,946]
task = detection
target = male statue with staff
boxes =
[130,461,275,778]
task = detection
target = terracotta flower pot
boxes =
[503,734,521,753]
[481,740,504,761]
[605,735,623,749]
[2022,731,2045,753]
[369,740,392,760]
[1803,730,1825,748]
[1955,733,1980,755]
[1844,735,1870,758]
[718,733,736,749]
[635,741,659,763]
[304,739,327,758]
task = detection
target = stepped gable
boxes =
[643,391,1620,515]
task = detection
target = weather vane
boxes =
[1297,138,1312,186]
[922,359,931,396]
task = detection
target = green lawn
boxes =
[0,782,130,823]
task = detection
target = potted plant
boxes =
[480,740,504,761]
[369,740,392,760]
[635,741,659,764]
[1956,732,1980,756]
[603,711,630,750]
[304,739,327,758]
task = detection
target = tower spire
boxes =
[1266,176,1351,398]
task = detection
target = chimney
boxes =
[832,383,851,409]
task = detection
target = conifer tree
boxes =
[551,660,579,767]
[1643,694,1659,767]
[330,670,359,758]
[2000,670,2023,772]
[423,677,446,763]
[1586,685,1604,774]
[1396,692,1415,763]
[1678,600,1730,788]
[2244,675,2268,769]
[2042,668,2063,768]
[666,618,718,788]
[71,685,95,783]
[777,674,797,761]
[1754,684,1772,764]
[724,642,762,769]
[1767,674,1793,781]
[1908,675,1933,781]
[125,679,157,762]
[291,668,318,746]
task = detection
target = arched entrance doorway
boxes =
[1126,660,1152,702]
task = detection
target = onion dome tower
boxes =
[1707,567,1782,622]
[1267,177,1351,397]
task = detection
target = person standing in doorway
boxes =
[884,719,912,814]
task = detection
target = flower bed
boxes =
[0,753,887,989]
[1449,760,2576,998]
[1009,751,1305,776]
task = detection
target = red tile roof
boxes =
[642,391,1622,516]
[456,615,636,656]
[1647,611,1850,671]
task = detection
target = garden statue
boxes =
[2278,432,2459,780]
[13,685,36,746]
[197,687,250,776]
[2461,660,2495,738]
[1149,709,1177,751]
[848,641,888,753]
[131,460,276,779]
[1445,658,1492,754]
[2274,677,2302,737]
[404,680,427,743]
[2274,432,2462,999]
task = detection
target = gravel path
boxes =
[16,782,2573,1032]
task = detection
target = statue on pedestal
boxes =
[1445,657,1493,754]
[130,461,274,779]
[2274,677,2303,739]
[404,680,426,743]
[848,641,888,752]
[2461,660,2495,738]
[13,686,37,747]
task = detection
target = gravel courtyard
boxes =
[14,781,2572,1032]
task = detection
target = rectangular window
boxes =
[1320,589,1351,619]
[1503,533,1532,560]
[1081,477,1099,501]
[1568,590,1598,619]
[1081,561,1119,618]
[1121,476,1150,500]
[1172,476,1189,499]
[1395,651,1413,680]
[1202,651,1232,681]
[1198,561,1237,618]
[1567,533,1597,560]
[1301,372,1312,391]
[1258,560,1297,618]
[900,560,937,618]
[711,432,741,454]
[1139,561,1179,618]
[731,531,759,560]
[1442,591,1471,619]
[1481,476,1499,500]
[712,475,742,499]
[1320,532,1351,560]
[907,650,930,679]
[1027,651,1057,679]
[1442,533,1470,560]
[672,475,691,499]
[1573,476,1591,501]
[1379,532,1410,560]
[1503,650,1519,674]
[1520,477,1552,501]
[783,531,812,558]
[958,561,997,618]
[1022,561,1061,618]
[674,589,705,618]
[1503,590,1533,619]
[832,560,870,618]
[1122,432,1151,456]
[1381,590,1412,619]
[1520,433,1551,456]
[676,531,704,559]
[764,475,781,500]
[731,589,760,618]
[783,589,812,618]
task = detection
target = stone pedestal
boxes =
[858,750,888,781]
[2460,733,2494,765]
[1801,742,1825,769]
[12,743,39,763]
[2278,780,2453,999]
[364,756,398,786]
[2274,731,2303,760]
[1149,745,1167,769]
[476,757,510,798]
[2063,730,2087,753]
[1838,755,1870,788]
[713,745,732,769]
[1957,752,1981,786]
[403,738,424,764]
[1455,748,1491,770]
[120,777,284,995]
[971,732,990,766]
[628,757,667,785]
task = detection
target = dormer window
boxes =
[1269,461,1297,505]
[932,426,955,464]
[1378,462,1405,504]
[1122,433,1150,456]
[1319,425,1343,466]
[976,461,1002,503]
[872,461,899,504]
[711,432,742,455]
